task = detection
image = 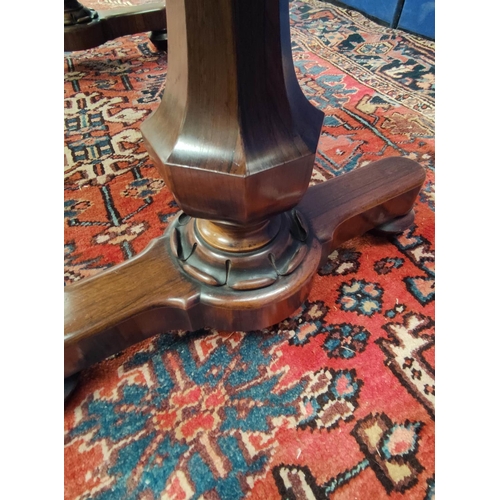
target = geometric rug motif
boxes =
[378,312,436,419]
[274,411,425,497]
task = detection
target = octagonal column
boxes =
[141,0,324,228]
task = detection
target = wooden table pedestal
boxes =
[64,0,426,395]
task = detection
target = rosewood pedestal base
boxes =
[65,157,424,379]
[64,0,426,397]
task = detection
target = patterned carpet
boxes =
[64,1,435,498]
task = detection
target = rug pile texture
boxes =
[64,1,435,498]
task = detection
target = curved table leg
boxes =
[65,157,425,381]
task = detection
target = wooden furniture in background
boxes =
[64,0,167,51]
[64,0,425,387]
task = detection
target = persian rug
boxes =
[64,0,435,498]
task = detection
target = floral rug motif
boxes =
[64,1,435,498]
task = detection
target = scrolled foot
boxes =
[369,209,415,236]
[64,372,80,402]
[298,157,426,264]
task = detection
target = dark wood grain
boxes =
[298,157,426,264]
[141,0,324,225]
[64,1,167,52]
[65,235,200,377]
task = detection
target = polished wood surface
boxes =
[299,157,425,264]
[64,0,426,383]
[65,236,198,377]
[65,156,425,378]
[64,0,167,51]
[141,0,324,225]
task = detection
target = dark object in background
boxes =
[325,0,435,39]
